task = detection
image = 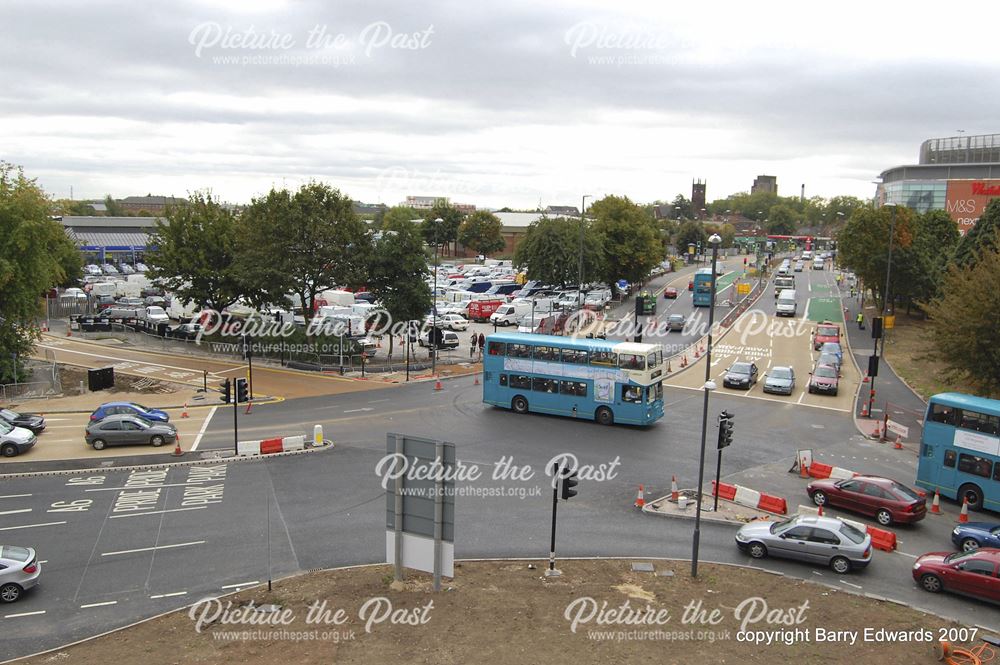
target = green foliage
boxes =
[458,211,505,257]
[953,199,1000,269]
[675,220,708,254]
[837,206,917,311]
[589,195,663,286]
[923,248,1000,397]
[420,201,464,251]
[766,204,798,235]
[146,192,244,313]
[670,194,692,220]
[103,195,127,217]
[239,182,372,320]
[908,209,961,302]
[514,216,604,287]
[0,163,80,381]
[718,223,737,248]
[368,223,432,355]
[381,206,420,233]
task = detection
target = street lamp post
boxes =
[431,217,442,377]
[578,195,591,310]
[692,233,722,578]
[867,206,896,417]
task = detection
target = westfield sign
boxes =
[971,182,1000,196]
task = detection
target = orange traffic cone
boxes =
[862,374,870,383]
[666,360,672,372]
[181,403,189,419]
[872,419,881,439]
[694,347,700,359]
[173,434,182,457]
[930,490,942,514]
[670,476,679,501]
[244,400,253,415]
[817,504,824,516]
[860,403,869,417]
[799,461,809,479]
[434,378,443,391]
[474,373,480,386]
[958,498,969,523]
[893,435,903,450]
[634,484,645,509]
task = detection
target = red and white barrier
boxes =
[237,439,262,456]
[713,480,787,515]
[237,434,309,456]
[806,461,858,481]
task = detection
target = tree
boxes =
[675,220,708,254]
[146,192,244,313]
[909,209,960,303]
[381,206,420,234]
[513,217,604,288]
[589,195,663,286]
[718,223,737,249]
[923,247,1000,397]
[103,195,127,217]
[420,201,464,256]
[458,211,505,257]
[368,222,432,359]
[0,163,80,382]
[670,194,692,220]
[954,199,1000,269]
[239,182,372,321]
[766,204,797,235]
[837,206,916,311]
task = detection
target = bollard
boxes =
[313,424,323,447]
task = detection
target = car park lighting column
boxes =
[692,233,722,578]
[432,217,442,378]
[578,195,590,311]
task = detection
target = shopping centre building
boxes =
[877,133,1000,235]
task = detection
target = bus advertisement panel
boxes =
[692,268,714,307]
[482,332,664,426]
[916,392,1000,512]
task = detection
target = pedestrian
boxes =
[478,332,486,357]
[857,312,864,330]
[469,332,477,359]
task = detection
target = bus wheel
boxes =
[595,407,614,426]
[511,396,529,414]
[959,484,984,511]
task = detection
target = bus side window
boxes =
[994,463,1000,482]
[958,453,991,478]
[499,374,508,387]
[930,404,954,424]
[488,342,506,356]
[943,449,955,467]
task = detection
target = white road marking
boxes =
[37,560,47,564]
[80,600,118,608]
[839,580,863,589]
[150,591,188,599]
[4,610,45,618]
[0,508,32,516]
[343,408,373,413]
[0,521,67,532]
[36,344,210,376]
[895,551,918,559]
[101,540,205,557]
[0,494,32,499]
[367,399,391,404]
[811,571,823,576]
[797,392,806,404]
[109,506,207,519]
[86,483,194,492]
[190,405,217,452]
[800,299,810,321]
[221,580,260,589]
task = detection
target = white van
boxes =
[143,306,170,324]
[490,301,532,326]
[812,257,825,271]
[167,298,200,323]
[91,282,117,298]
[774,276,795,299]
[315,289,355,308]
[802,250,813,260]
[775,289,797,317]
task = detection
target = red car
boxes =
[807,475,926,526]
[687,280,694,291]
[912,548,1000,602]
[664,287,678,299]
[813,321,841,351]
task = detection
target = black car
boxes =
[353,292,375,303]
[0,408,45,434]
[723,362,759,390]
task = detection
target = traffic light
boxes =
[560,470,579,500]
[717,410,734,449]
[219,378,231,404]
[235,378,249,404]
[634,295,644,318]
[871,316,883,340]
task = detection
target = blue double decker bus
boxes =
[916,392,1000,512]
[692,268,714,307]
[482,332,665,426]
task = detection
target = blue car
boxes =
[952,522,1000,552]
[89,402,170,423]
[819,342,843,364]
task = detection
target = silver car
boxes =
[85,414,177,450]
[735,514,872,574]
[763,366,795,395]
[666,314,685,332]
[0,545,41,602]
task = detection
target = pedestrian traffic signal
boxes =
[867,354,879,378]
[871,316,883,340]
[634,295,644,318]
[560,471,579,500]
[235,378,248,404]
[717,410,734,449]
[219,378,231,404]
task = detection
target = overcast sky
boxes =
[3,0,998,210]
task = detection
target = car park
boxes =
[116,296,144,306]
[60,287,88,303]
[119,263,135,275]
[144,295,166,307]
[807,364,839,395]
[735,514,872,574]
[666,314,685,331]
[143,306,170,323]
[663,287,678,299]
[426,313,469,331]
[951,522,1000,552]
[0,545,41,602]
[95,294,116,311]
[0,408,45,434]
[134,262,149,272]
[90,401,170,423]
[762,366,795,395]
[84,264,103,276]
[101,263,119,275]
[912,548,1000,602]
[85,414,177,450]
[723,362,758,389]
[807,475,926,525]
[0,420,36,457]
[418,329,460,349]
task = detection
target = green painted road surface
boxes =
[806,297,843,323]
[811,284,832,294]
[716,271,741,292]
